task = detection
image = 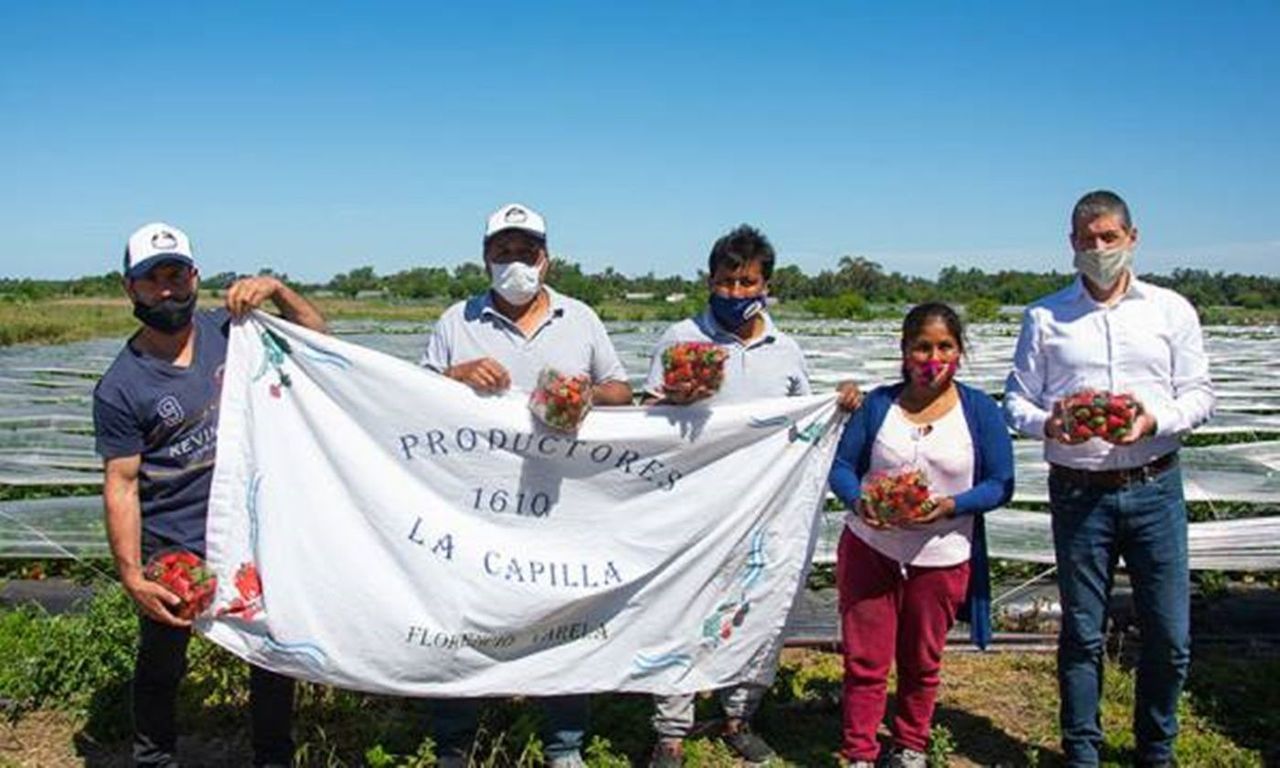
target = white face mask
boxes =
[490,259,543,305]
[1073,247,1133,290]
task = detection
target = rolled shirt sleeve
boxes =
[588,313,629,385]
[419,305,457,373]
[1146,294,1215,438]
[1003,308,1051,441]
[420,330,451,373]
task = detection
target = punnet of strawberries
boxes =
[860,467,932,526]
[661,341,728,396]
[529,367,592,432]
[1059,389,1142,441]
[144,549,218,621]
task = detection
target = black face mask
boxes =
[133,293,197,333]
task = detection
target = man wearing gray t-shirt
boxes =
[643,224,860,767]
[420,202,631,768]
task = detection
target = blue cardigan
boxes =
[828,381,1015,649]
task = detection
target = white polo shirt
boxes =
[421,287,628,391]
[643,310,811,403]
[1003,275,1215,471]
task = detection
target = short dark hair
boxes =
[901,302,966,356]
[708,225,775,280]
[1071,189,1133,233]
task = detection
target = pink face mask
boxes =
[905,358,958,386]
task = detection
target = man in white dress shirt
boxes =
[1004,190,1213,767]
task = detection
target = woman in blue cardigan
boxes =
[828,302,1014,766]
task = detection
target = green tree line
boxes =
[4,257,1279,313]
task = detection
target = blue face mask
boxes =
[709,293,766,332]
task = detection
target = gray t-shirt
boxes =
[421,287,627,390]
[644,310,811,403]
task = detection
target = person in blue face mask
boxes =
[640,225,861,767]
[645,225,863,406]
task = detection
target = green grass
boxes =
[0,297,138,346]
[1198,305,1280,326]
[0,296,454,347]
[0,585,1273,766]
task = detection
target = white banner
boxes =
[203,313,842,696]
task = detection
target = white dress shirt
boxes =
[1003,274,1214,471]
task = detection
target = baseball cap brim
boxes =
[483,225,546,242]
[125,253,195,280]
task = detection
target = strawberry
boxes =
[530,368,592,432]
[145,549,218,620]
[235,563,262,601]
[861,467,930,525]
[662,342,727,396]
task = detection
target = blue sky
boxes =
[2,1,1278,281]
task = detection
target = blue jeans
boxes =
[1050,463,1191,766]
[432,695,587,760]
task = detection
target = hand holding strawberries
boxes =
[901,495,956,527]
[122,570,191,627]
[529,367,593,432]
[661,342,727,404]
[1048,389,1153,445]
[860,467,933,527]
[136,549,218,626]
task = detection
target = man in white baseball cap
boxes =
[124,222,196,279]
[421,203,632,768]
[96,222,327,766]
[484,202,547,243]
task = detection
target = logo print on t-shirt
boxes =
[157,395,185,428]
[787,376,803,396]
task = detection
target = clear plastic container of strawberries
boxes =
[144,549,218,621]
[1059,389,1142,441]
[661,341,728,398]
[529,367,592,432]
[860,466,932,526]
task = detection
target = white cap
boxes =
[484,203,546,242]
[124,222,195,278]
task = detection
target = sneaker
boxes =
[886,747,927,768]
[647,738,685,768]
[722,726,777,764]
[548,751,587,768]
[434,755,468,768]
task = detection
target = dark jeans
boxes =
[1050,464,1191,766]
[132,616,296,767]
[432,695,588,760]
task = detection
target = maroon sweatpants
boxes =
[836,528,970,759]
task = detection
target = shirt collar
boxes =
[479,286,565,331]
[1070,271,1147,307]
[698,308,778,348]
